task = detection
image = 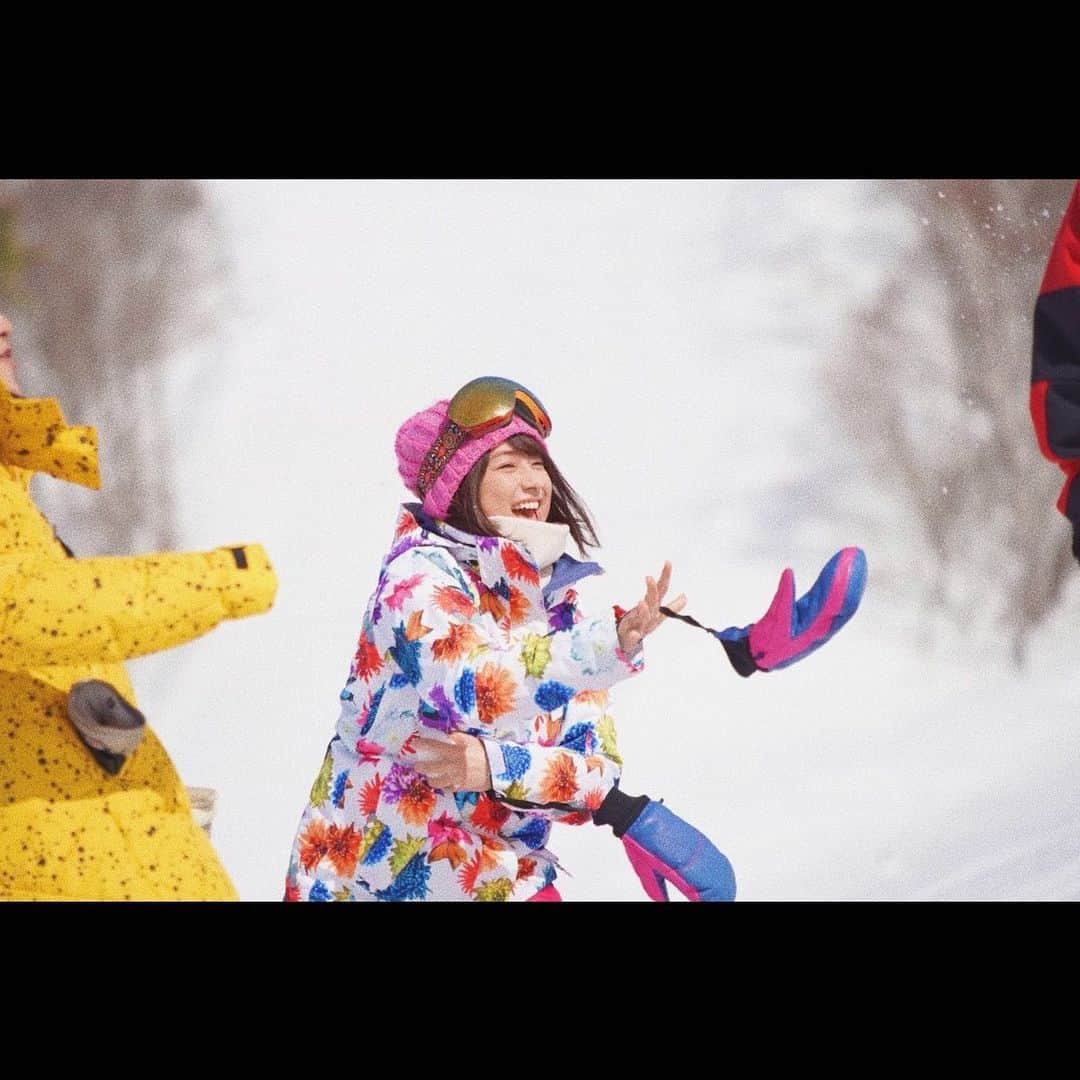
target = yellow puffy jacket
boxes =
[0,388,277,900]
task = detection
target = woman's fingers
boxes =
[621,564,681,648]
[413,733,490,792]
[411,739,439,767]
[656,561,672,601]
[413,737,458,787]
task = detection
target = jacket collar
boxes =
[544,552,603,601]
[390,503,603,606]
[0,388,101,489]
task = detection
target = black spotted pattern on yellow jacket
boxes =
[0,387,277,900]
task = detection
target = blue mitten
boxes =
[594,789,736,902]
[662,547,867,677]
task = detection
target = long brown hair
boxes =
[444,434,600,554]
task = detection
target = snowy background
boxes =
[118,180,1080,901]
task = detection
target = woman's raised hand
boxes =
[616,560,686,655]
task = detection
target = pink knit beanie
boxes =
[395,399,548,520]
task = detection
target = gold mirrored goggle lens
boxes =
[447,377,552,438]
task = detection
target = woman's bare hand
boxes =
[412,732,492,792]
[616,560,686,655]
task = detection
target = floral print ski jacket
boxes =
[286,504,643,901]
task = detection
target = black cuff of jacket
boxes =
[721,635,759,678]
[593,788,651,837]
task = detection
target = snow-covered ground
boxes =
[126,180,1080,901]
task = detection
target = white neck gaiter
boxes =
[488,515,570,576]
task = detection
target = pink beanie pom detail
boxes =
[395,400,548,520]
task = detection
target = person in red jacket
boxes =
[1031,181,1080,555]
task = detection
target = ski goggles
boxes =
[417,377,552,498]
[447,376,551,439]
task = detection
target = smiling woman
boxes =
[283,375,737,902]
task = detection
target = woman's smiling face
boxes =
[477,440,552,523]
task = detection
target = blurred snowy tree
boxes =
[0,180,229,555]
[0,206,25,300]
[822,179,1075,664]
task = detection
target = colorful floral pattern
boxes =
[285,504,642,901]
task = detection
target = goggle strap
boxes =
[417,420,469,499]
